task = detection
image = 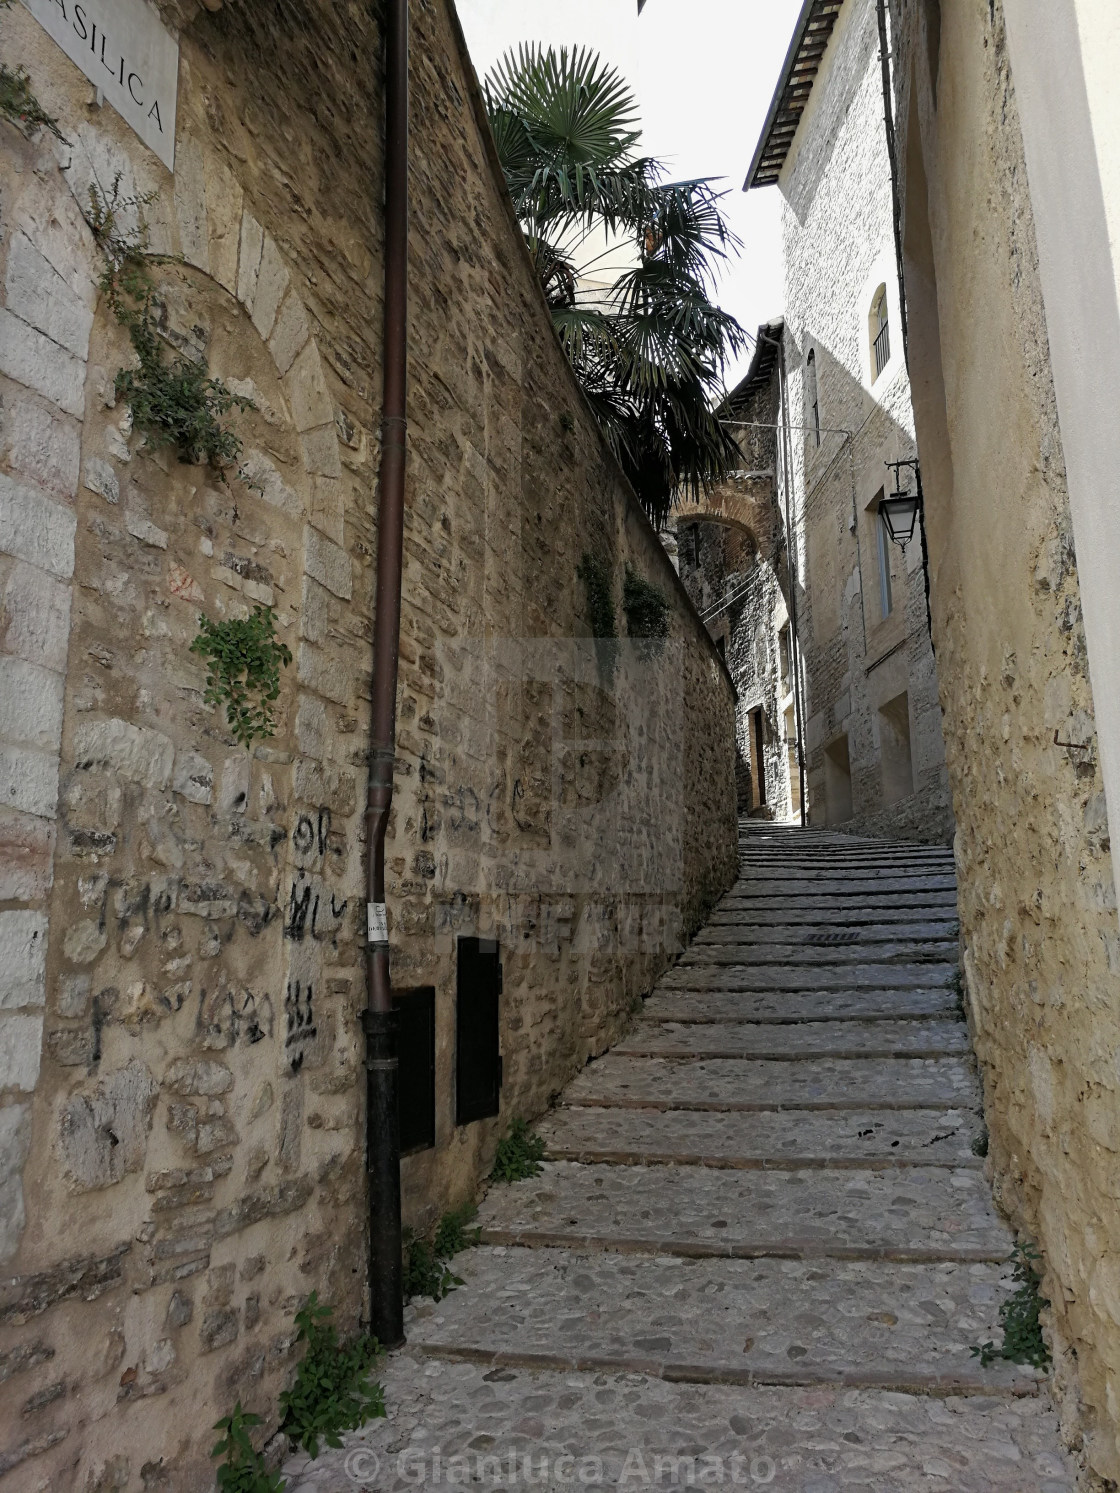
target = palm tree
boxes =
[484,44,747,526]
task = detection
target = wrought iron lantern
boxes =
[880,460,921,548]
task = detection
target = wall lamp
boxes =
[882,457,933,641]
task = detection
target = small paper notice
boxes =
[367,902,388,942]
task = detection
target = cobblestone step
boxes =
[403,1248,1036,1395]
[724,876,958,897]
[541,1105,984,1168]
[475,1161,1008,1261]
[696,921,959,943]
[735,868,957,887]
[642,987,961,1024]
[284,1355,1076,1492]
[614,1019,969,1060]
[678,942,957,966]
[706,905,959,927]
[718,893,960,914]
[564,1054,978,1110]
[659,963,957,992]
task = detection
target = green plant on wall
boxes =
[190,605,292,748]
[278,1292,386,1459]
[577,551,617,675]
[0,2,66,142]
[971,1245,1051,1370]
[622,564,670,657]
[210,1403,283,1493]
[85,178,255,477]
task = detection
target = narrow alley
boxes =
[288,824,1075,1491]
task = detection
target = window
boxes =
[875,491,893,620]
[778,625,792,694]
[870,286,890,379]
[878,692,914,805]
[806,348,820,446]
[456,937,502,1125]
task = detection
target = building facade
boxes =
[0,0,737,1484]
[745,0,953,843]
[889,0,1120,1479]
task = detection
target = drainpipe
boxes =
[363,0,408,1351]
[875,0,909,366]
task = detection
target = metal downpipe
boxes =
[365,0,409,1351]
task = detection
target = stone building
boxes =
[0,0,737,1485]
[743,0,953,843]
[671,325,800,823]
[886,0,1120,1479]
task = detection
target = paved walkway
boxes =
[288,823,1076,1491]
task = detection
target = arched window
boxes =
[806,348,820,446]
[870,285,890,379]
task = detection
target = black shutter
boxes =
[455,936,502,1125]
[393,986,436,1154]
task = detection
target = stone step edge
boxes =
[613,1046,967,1062]
[542,1145,984,1172]
[640,1010,960,1024]
[410,1343,1037,1400]
[476,1229,1008,1266]
[569,1097,976,1114]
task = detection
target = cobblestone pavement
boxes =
[288,824,1077,1491]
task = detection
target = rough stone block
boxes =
[251,236,289,341]
[173,136,210,274]
[267,292,309,375]
[58,1060,158,1189]
[0,1013,43,1092]
[295,696,326,759]
[286,342,333,432]
[236,211,264,309]
[125,514,168,550]
[293,755,357,816]
[206,158,243,295]
[0,1103,31,1261]
[0,476,77,580]
[82,458,119,505]
[2,561,73,673]
[310,476,345,544]
[0,912,48,1010]
[172,749,213,805]
[0,744,59,820]
[163,1059,233,1097]
[238,450,301,519]
[0,310,85,418]
[300,423,343,478]
[5,232,94,359]
[217,754,249,814]
[0,808,54,901]
[304,525,352,601]
[73,718,175,789]
[0,657,64,752]
[297,643,350,706]
[0,390,81,500]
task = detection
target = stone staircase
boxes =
[288,823,1076,1491]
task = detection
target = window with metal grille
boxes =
[393,986,436,1154]
[455,937,502,1126]
[871,286,890,379]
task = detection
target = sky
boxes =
[456,0,804,388]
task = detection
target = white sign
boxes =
[20,0,179,170]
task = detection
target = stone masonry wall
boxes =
[777,0,952,844]
[891,0,1120,1479]
[0,1,738,1487]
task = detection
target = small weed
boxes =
[950,968,966,1019]
[971,1124,989,1158]
[190,605,292,748]
[211,1402,283,1493]
[622,564,671,657]
[403,1204,480,1303]
[971,1246,1051,1370]
[0,62,66,141]
[85,178,255,478]
[279,1292,385,1459]
[491,1117,546,1183]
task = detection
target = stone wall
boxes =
[0,1,738,1486]
[672,372,796,822]
[891,0,1120,1479]
[775,0,952,844]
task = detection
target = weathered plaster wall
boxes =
[891,0,1120,1479]
[776,0,952,844]
[0,1,738,1486]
